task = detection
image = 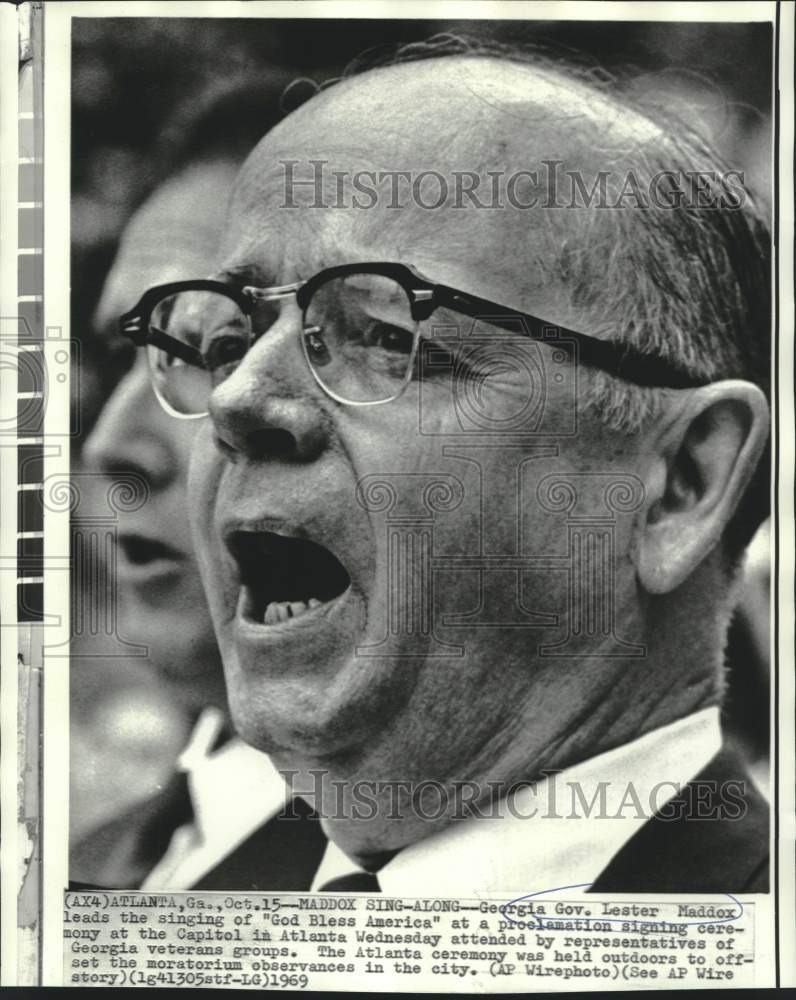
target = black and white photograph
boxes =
[1,0,794,991]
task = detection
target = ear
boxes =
[636,380,769,595]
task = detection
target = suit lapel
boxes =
[591,745,768,893]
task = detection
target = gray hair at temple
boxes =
[333,35,772,560]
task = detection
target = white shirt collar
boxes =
[141,707,288,890]
[311,707,722,894]
[180,707,287,850]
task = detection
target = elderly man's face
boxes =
[190,60,648,776]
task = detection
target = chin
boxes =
[223,646,416,764]
[226,698,359,761]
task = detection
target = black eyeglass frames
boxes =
[120,261,706,418]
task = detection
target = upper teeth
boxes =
[263,598,322,625]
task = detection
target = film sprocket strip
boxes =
[12,7,44,985]
[16,12,43,624]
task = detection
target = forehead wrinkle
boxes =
[455,59,661,146]
[232,62,664,230]
[220,211,352,287]
[301,56,662,155]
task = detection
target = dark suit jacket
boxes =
[591,745,769,892]
[71,745,768,894]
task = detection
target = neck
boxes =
[276,641,718,866]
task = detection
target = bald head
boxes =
[225,54,767,427]
[225,59,653,342]
[235,55,661,200]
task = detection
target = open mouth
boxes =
[229,530,352,626]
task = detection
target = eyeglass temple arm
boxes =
[122,317,206,370]
[150,328,206,369]
[430,285,704,390]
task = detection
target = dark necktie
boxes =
[319,871,381,892]
[193,793,326,891]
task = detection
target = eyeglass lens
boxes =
[145,273,420,414]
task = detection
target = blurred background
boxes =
[70,16,773,845]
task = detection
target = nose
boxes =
[82,356,178,489]
[208,306,329,462]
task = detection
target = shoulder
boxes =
[591,745,769,893]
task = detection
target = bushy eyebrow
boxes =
[216,248,353,289]
[214,263,273,287]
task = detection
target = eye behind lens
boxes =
[301,271,419,403]
[145,288,253,413]
[367,322,415,355]
[203,333,250,376]
[303,325,332,367]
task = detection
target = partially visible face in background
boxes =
[82,160,240,710]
